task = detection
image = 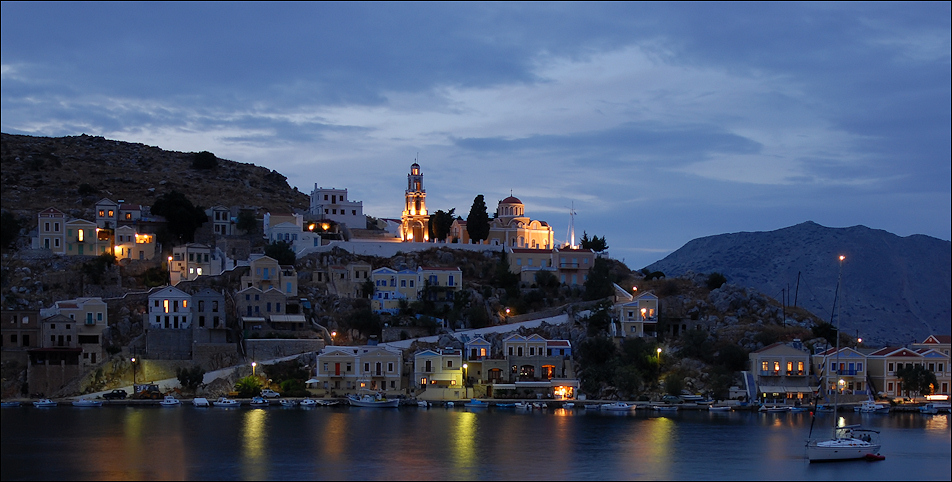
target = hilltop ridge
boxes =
[0,133,309,221]
[647,221,951,345]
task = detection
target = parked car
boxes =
[103,389,128,400]
[661,395,683,404]
[260,389,281,398]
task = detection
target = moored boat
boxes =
[805,255,882,462]
[214,397,240,408]
[249,396,270,408]
[1,401,21,408]
[854,400,889,413]
[159,395,181,407]
[347,393,399,408]
[71,398,103,407]
[192,397,210,407]
[601,402,636,412]
[299,398,318,407]
[33,399,57,408]
[280,399,298,408]
[708,405,731,412]
[464,398,489,408]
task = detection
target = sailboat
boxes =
[806,255,882,462]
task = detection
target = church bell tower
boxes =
[401,162,429,242]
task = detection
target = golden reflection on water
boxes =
[924,414,949,431]
[91,409,187,480]
[451,411,477,478]
[633,417,674,478]
[241,409,268,480]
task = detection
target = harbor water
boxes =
[2,405,949,480]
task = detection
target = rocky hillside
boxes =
[0,133,309,223]
[646,221,952,346]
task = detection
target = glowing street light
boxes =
[167,256,173,285]
[131,356,137,385]
[252,361,257,377]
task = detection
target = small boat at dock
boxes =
[192,397,210,407]
[71,398,103,407]
[33,399,57,408]
[159,395,181,407]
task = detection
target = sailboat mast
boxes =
[832,255,845,437]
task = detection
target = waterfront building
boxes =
[749,340,814,406]
[313,345,404,396]
[470,334,578,399]
[413,348,467,401]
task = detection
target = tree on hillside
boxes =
[150,191,208,244]
[580,231,609,252]
[264,240,296,266]
[706,272,727,290]
[236,209,258,235]
[583,257,614,301]
[0,210,21,249]
[494,249,520,299]
[191,151,218,170]
[428,208,456,242]
[466,195,490,243]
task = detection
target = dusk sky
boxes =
[3,2,949,270]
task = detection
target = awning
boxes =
[305,378,320,384]
[270,315,307,323]
[759,385,815,394]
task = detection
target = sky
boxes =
[2,2,950,270]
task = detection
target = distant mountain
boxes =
[0,133,309,219]
[646,221,951,346]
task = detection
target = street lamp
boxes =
[657,347,662,363]
[462,364,468,399]
[167,256,173,285]
[131,356,137,385]
[252,361,257,377]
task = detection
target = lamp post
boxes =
[131,355,137,385]
[167,256,173,285]
[657,347,662,363]
[462,363,468,399]
[252,361,257,377]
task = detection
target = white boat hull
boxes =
[807,439,881,461]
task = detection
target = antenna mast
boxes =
[566,202,576,248]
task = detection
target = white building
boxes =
[146,286,193,330]
[310,186,365,229]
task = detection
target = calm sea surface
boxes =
[2,405,949,481]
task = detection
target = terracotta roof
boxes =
[500,196,523,204]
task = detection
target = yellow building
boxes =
[401,163,429,242]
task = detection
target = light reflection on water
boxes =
[1,407,949,481]
[241,409,268,481]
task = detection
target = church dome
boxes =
[501,196,522,205]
